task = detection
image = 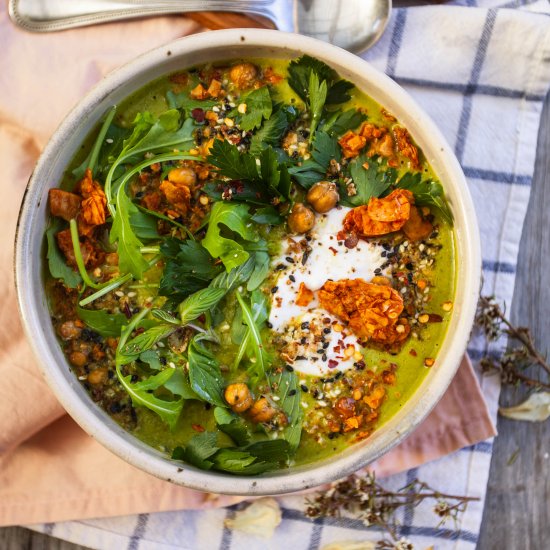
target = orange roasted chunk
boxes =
[295,282,314,307]
[338,131,367,159]
[159,179,191,215]
[76,169,107,236]
[318,278,405,343]
[340,189,413,238]
[49,189,81,221]
[190,83,208,100]
[402,205,433,242]
[393,126,420,170]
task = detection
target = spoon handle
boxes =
[9,0,281,33]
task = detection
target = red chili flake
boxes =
[329,246,338,255]
[123,302,133,320]
[328,359,338,368]
[409,349,418,357]
[192,424,205,432]
[134,327,145,335]
[198,314,206,323]
[334,346,341,353]
[428,313,443,323]
[191,108,205,122]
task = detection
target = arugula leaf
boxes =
[340,155,395,207]
[105,111,195,214]
[268,369,303,452]
[202,202,258,271]
[76,305,127,337]
[239,87,272,131]
[235,291,269,380]
[72,106,117,180]
[308,71,328,143]
[166,90,217,113]
[187,337,226,407]
[395,173,454,225]
[110,182,150,279]
[247,251,270,291]
[249,109,288,154]
[214,407,251,446]
[178,287,226,325]
[163,367,201,400]
[139,350,163,370]
[45,219,81,288]
[117,365,183,430]
[159,239,223,303]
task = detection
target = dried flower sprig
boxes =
[475,295,550,390]
[305,473,478,547]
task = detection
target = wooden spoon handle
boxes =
[186,12,275,30]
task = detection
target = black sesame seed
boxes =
[300,337,307,344]
[289,275,296,282]
[285,364,294,372]
[266,321,273,329]
[323,342,330,349]
[374,268,382,275]
[296,355,307,360]
[301,321,310,330]
[271,286,279,294]
[323,327,331,334]
[328,432,337,440]
[285,256,295,263]
[317,349,325,354]
[300,384,309,393]
[276,263,286,271]
[288,389,297,396]
[405,262,414,270]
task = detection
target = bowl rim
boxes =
[15,28,481,495]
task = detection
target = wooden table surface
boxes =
[1,86,548,550]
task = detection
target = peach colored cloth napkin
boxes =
[0,7,495,527]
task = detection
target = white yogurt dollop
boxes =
[268,206,387,376]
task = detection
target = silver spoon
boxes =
[9,0,392,54]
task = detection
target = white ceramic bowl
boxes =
[15,29,481,495]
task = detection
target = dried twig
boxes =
[475,295,550,390]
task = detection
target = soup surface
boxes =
[45,56,455,474]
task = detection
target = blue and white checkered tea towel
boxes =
[27,0,550,548]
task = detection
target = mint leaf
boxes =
[119,323,176,361]
[240,87,272,131]
[268,369,303,452]
[202,202,259,271]
[172,431,218,469]
[214,407,251,446]
[178,287,226,325]
[209,257,256,292]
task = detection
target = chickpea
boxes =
[168,167,197,187]
[248,397,277,423]
[88,367,107,385]
[287,203,315,234]
[229,63,258,89]
[224,383,253,413]
[306,181,339,213]
[58,320,82,341]
[69,351,87,368]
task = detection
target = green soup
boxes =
[45,56,455,474]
